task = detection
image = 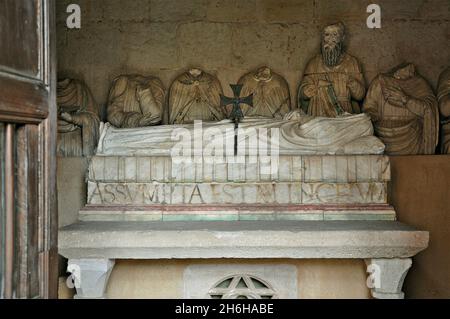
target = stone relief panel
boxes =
[208,275,277,299]
[183,264,297,299]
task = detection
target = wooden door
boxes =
[0,0,57,299]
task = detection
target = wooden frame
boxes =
[0,0,57,299]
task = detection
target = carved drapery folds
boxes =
[438,67,450,154]
[106,75,165,128]
[168,68,225,124]
[299,22,366,117]
[57,78,100,157]
[237,66,292,119]
[363,63,439,155]
[59,23,448,156]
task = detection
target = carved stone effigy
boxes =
[237,66,292,119]
[96,113,384,156]
[438,67,450,153]
[363,63,439,155]
[82,111,391,220]
[57,78,100,157]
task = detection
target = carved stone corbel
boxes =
[365,258,412,299]
[67,259,115,299]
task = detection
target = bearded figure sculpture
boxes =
[299,22,366,117]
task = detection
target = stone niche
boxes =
[55,0,448,299]
[56,0,449,116]
[57,119,427,299]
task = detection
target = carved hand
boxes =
[317,79,331,88]
[283,109,305,121]
[138,113,161,127]
[303,85,318,98]
[385,87,408,108]
[347,75,359,88]
[304,80,331,98]
[137,86,157,114]
[60,112,73,123]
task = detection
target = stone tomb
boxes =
[82,154,394,222]
[59,119,428,299]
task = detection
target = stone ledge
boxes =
[79,204,396,222]
[59,221,428,260]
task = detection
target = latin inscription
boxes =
[87,181,387,205]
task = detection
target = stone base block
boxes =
[78,204,397,222]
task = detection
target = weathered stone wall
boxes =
[57,157,88,227]
[56,0,450,118]
[390,155,450,299]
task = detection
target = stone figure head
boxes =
[189,68,203,77]
[391,63,416,80]
[254,66,272,82]
[321,22,346,67]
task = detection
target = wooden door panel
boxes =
[0,0,57,299]
[15,125,41,298]
[0,123,5,299]
[0,0,41,79]
[0,77,49,123]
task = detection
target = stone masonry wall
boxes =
[56,0,450,119]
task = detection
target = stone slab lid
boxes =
[59,220,428,260]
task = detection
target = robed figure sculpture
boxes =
[299,22,366,117]
[363,63,439,155]
[57,78,100,157]
[168,68,225,124]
